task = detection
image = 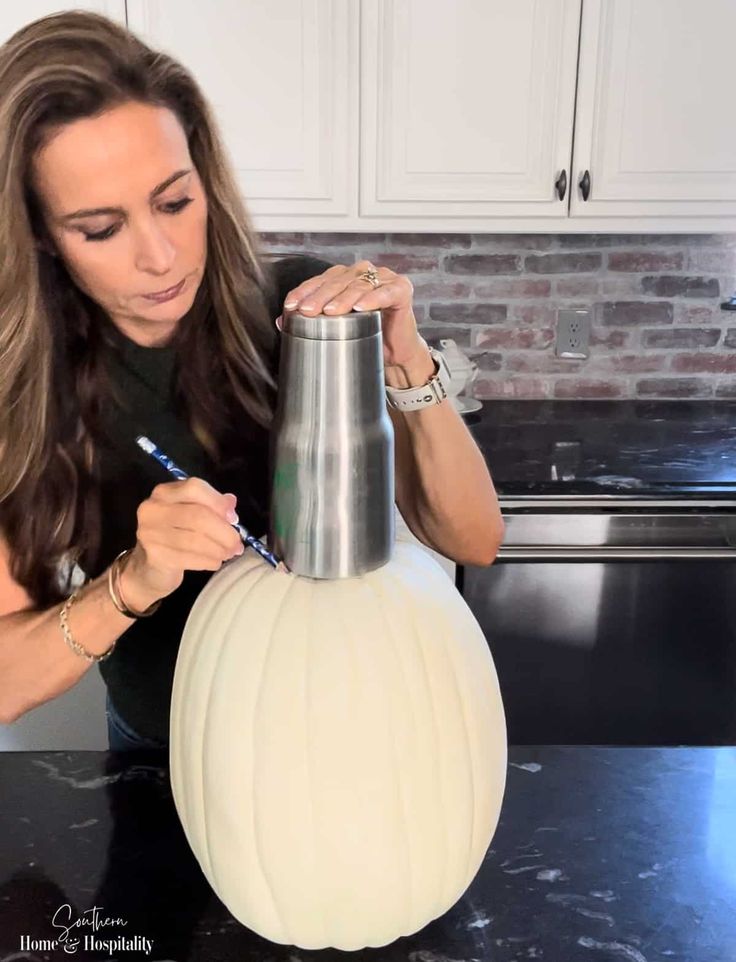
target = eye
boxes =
[82,197,194,243]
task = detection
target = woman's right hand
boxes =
[120,477,245,606]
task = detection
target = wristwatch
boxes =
[385,345,452,412]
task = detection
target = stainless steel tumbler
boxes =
[268,309,395,579]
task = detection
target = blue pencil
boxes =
[135,435,287,573]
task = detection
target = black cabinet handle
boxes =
[579,169,591,201]
[554,169,567,201]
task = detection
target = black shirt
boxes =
[92,253,334,743]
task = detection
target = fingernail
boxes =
[353,303,366,311]
[227,509,239,524]
[284,299,298,309]
[275,314,283,330]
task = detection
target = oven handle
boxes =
[497,545,736,561]
[499,497,736,510]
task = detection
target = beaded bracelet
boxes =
[59,587,116,664]
[107,548,162,619]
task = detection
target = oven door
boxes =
[461,499,736,746]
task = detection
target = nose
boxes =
[133,219,177,274]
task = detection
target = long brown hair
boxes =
[0,10,280,609]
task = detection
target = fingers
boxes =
[283,263,346,310]
[148,476,236,521]
[282,261,396,316]
[137,478,243,561]
[145,524,244,572]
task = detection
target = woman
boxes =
[0,10,504,750]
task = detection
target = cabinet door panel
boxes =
[126,0,358,220]
[571,0,736,218]
[361,0,581,218]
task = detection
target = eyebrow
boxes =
[59,168,193,222]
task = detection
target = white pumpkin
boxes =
[169,539,507,951]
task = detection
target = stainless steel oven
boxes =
[461,490,736,746]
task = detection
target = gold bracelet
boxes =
[59,586,116,663]
[107,548,162,619]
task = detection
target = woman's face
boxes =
[30,100,209,347]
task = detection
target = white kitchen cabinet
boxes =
[126,0,359,220]
[570,0,736,220]
[7,1,736,233]
[126,0,736,231]
[359,0,581,220]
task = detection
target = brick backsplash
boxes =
[260,232,736,400]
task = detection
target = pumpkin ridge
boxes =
[365,568,416,932]
[434,594,477,893]
[397,545,476,908]
[172,555,253,866]
[394,549,449,918]
[304,580,332,945]
[199,562,270,891]
[250,570,310,944]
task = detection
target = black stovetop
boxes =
[465,399,736,498]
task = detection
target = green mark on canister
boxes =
[272,462,298,541]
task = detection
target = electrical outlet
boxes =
[555,309,591,359]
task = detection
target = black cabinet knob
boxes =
[579,169,591,201]
[555,169,567,201]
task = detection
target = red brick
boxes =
[471,234,556,251]
[260,232,307,246]
[608,251,684,272]
[474,278,551,298]
[506,354,585,374]
[387,233,471,249]
[429,303,507,324]
[600,301,673,326]
[308,232,387,246]
[509,305,558,325]
[554,379,623,399]
[555,278,598,297]
[643,329,721,349]
[474,376,550,399]
[475,327,555,350]
[590,329,630,349]
[587,355,666,374]
[411,280,474,299]
[674,305,720,324]
[525,253,602,274]
[641,275,720,298]
[445,254,520,275]
[671,353,736,374]
[371,253,438,273]
[636,378,712,398]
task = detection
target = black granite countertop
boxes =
[1,747,734,961]
[464,400,736,497]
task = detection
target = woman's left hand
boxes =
[279,261,428,370]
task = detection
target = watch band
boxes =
[385,346,451,412]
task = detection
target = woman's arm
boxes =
[386,345,504,567]
[0,535,158,724]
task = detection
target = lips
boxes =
[144,277,185,298]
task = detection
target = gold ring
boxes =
[357,268,380,289]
